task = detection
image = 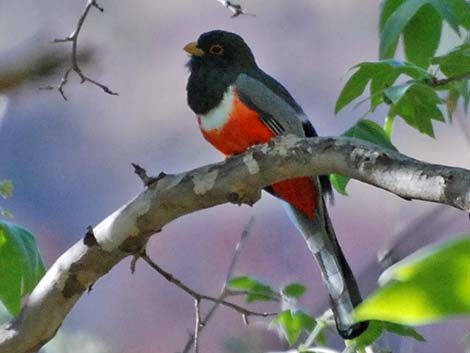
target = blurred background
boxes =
[0,0,469,352]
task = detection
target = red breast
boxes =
[199,87,274,155]
[198,87,317,219]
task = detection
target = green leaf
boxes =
[330,119,398,195]
[227,276,277,303]
[343,119,398,151]
[282,283,307,298]
[335,65,374,114]
[270,309,316,345]
[389,83,444,137]
[384,82,414,103]
[450,0,470,29]
[0,180,13,199]
[351,321,425,348]
[335,60,429,114]
[349,321,384,349]
[349,321,425,348]
[380,0,463,62]
[354,235,470,325]
[380,0,406,32]
[380,0,429,59]
[383,322,426,341]
[379,0,405,58]
[330,174,350,196]
[431,44,470,77]
[370,70,399,111]
[0,220,46,315]
[429,0,461,34]
[403,4,442,68]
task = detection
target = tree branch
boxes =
[1,135,469,353]
[139,252,275,318]
[180,217,255,353]
[427,72,470,87]
[49,0,117,99]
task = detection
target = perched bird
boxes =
[184,30,368,339]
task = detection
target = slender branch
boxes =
[353,72,470,114]
[427,72,470,87]
[1,135,470,353]
[181,217,255,353]
[224,217,254,285]
[193,299,201,353]
[303,310,334,348]
[140,253,275,318]
[50,0,117,99]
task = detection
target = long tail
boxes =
[283,192,369,339]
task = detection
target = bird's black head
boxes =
[185,30,257,71]
[185,30,257,114]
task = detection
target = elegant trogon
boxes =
[184,30,368,339]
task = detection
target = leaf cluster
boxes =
[333,0,470,195]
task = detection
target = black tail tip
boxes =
[338,321,369,339]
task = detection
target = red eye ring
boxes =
[209,44,224,55]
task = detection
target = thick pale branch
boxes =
[0,135,469,353]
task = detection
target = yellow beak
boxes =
[184,42,205,56]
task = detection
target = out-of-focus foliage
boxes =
[228,275,278,303]
[270,309,316,345]
[228,276,322,347]
[0,180,13,199]
[0,179,13,218]
[348,321,424,351]
[281,283,307,299]
[354,235,470,325]
[0,47,92,92]
[0,220,45,315]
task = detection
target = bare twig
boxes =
[57,68,72,100]
[215,0,255,17]
[140,253,276,318]
[303,310,334,348]
[131,163,167,188]
[181,217,256,353]
[427,73,470,88]
[224,217,254,285]
[50,0,117,99]
[193,299,201,353]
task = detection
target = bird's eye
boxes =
[209,44,224,55]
